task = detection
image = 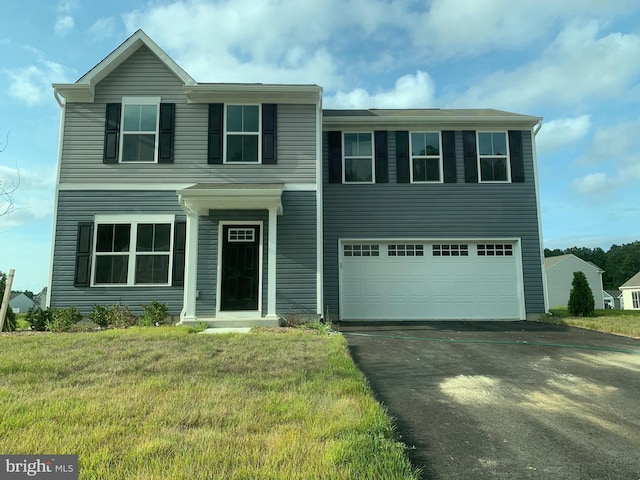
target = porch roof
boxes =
[177,183,284,216]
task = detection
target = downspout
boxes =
[530,119,549,314]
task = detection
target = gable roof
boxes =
[544,254,604,272]
[53,29,196,103]
[620,270,640,289]
[605,289,622,297]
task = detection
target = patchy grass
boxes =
[0,327,419,479]
[543,309,640,338]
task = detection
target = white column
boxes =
[267,207,278,318]
[180,210,199,324]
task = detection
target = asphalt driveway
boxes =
[339,321,640,480]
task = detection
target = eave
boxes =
[184,84,322,104]
[321,114,543,130]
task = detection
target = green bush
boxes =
[25,307,53,331]
[109,304,138,329]
[47,306,82,333]
[139,300,169,327]
[87,304,111,329]
[568,271,595,317]
[2,308,16,332]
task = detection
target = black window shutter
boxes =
[103,103,121,164]
[172,220,186,287]
[262,104,277,164]
[74,222,93,287]
[208,103,223,164]
[463,130,478,183]
[328,131,342,183]
[158,103,175,164]
[509,130,525,183]
[442,130,457,183]
[374,131,388,183]
[396,131,410,183]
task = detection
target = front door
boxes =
[220,225,260,311]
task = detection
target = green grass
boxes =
[0,327,419,479]
[542,308,640,338]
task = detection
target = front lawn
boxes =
[542,309,640,338]
[0,327,419,479]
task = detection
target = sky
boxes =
[1,0,640,291]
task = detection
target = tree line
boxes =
[544,241,640,290]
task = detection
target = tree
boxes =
[568,271,595,317]
[0,271,16,331]
[1,132,19,217]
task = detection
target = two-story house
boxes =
[48,30,547,325]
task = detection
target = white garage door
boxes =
[340,241,524,320]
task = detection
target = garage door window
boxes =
[388,244,424,256]
[478,244,513,256]
[343,244,380,257]
[433,244,469,256]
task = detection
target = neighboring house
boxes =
[620,271,640,310]
[33,287,48,309]
[603,289,623,309]
[9,293,35,314]
[47,30,547,325]
[544,254,604,309]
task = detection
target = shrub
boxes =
[25,307,53,331]
[2,308,16,332]
[47,306,82,333]
[568,271,595,317]
[139,300,169,327]
[109,304,138,329]
[87,304,111,329]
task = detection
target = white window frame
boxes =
[477,131,511,183]
[91,214,175,287]
[342,132,375,184]
[224,104,262,164]
[632,291,640,309]
[119,96,161,164]
[410,131,443,183]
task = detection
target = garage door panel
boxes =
[341,241,522,320]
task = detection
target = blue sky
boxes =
[1,0,640,291]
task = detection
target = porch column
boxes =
[267,206,278,318]
[181,210,199,324]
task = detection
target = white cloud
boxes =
[445,21,640,112]
[4,60,71,106]
[87,18,118,43]
[579,120,640,167]
[55,16,74,36]
[326,71,436,109]
[536,115,591,154]
[571,172,617,196]
[0,165,56,228]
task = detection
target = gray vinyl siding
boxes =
[322,130,545,317]
[50,190,185,315]
[51,190,318,317]
[59,46,317,185]
[194,192,317,316]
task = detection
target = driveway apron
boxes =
[340,321,640,480]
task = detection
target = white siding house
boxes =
[620,271,640,310]
[544,254,604,309]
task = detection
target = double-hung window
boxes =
[93,215,174,286]
[225,105,260,163]
[120,97,160,163]
[343,132,374,183]
[632,291,640,309]
[478,132,510,182]
[411,132,442,182]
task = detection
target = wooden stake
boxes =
[0,269,15,332]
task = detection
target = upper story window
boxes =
[478,132,510,182]
[121,98,160,162]
[411,132,442,183]
[225,105,260,163]
[103,98,175,165]
[343,132,374,183]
